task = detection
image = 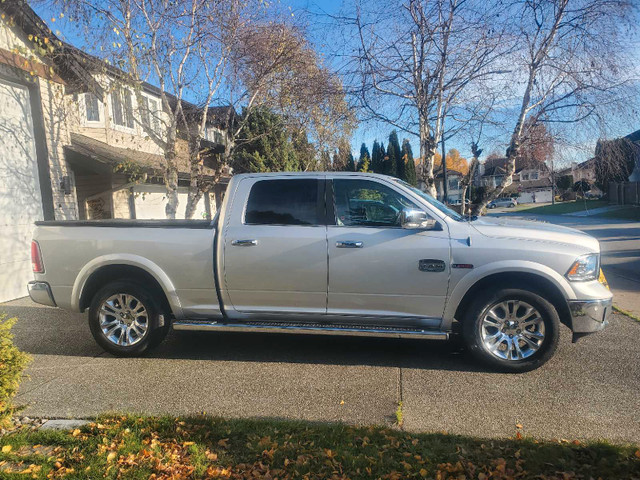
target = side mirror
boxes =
[400,209,440,230]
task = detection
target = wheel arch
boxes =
[446,267,573,330]
[73,255,181,318]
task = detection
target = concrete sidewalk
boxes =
[563,205,625,217]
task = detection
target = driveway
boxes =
[1,296,639,443]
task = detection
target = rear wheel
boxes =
[462,288,560,372]
[88,281,169,356]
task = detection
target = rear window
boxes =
[244,179,322,225]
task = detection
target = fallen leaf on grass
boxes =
[106,452,117,462]
[635,450,640,459]
[1,445,11,453]
[71,429,81,437]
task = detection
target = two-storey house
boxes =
[0,1,230,301]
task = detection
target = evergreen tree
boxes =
[358,155,370,172]
[357,143,370,171]
[382,139,396,177]
[402,138,417,186]
[371,140,383,173]
[332,138,353,171]
[232,107,298,173]
[346,153,356,172]
[388,130,403,180]
[292,129,316,171]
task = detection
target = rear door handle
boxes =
[336,240,363,248]
[232,239,258,247]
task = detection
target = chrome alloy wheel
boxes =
[480,300,545,361]
[99,294,149,346]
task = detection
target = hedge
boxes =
[0,315,30,428]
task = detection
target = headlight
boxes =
[566,254,599,282]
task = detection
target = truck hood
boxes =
[470,217,600,252]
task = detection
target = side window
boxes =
[84,93,101,122]
[333,179,419,227]
[245,179,322,226]
[111,88,134,129]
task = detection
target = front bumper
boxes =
[568,298,612,334]
[27,281,57,307]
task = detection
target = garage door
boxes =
[0,79,44,303]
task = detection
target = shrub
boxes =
[0,315,31,428]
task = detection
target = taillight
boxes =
[31,240,44,273]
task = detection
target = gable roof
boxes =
[625,129,640,143]
[1,1,236,129]
[481,156,548,177]
[0,0,103,94]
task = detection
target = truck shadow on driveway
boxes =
[3,301,498,373]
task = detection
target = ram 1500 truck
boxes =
[28,172,612,372]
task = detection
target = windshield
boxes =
[393,179,466,221]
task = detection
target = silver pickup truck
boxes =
[28,172,612,372]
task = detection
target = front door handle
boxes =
[336,240,363,248]
[232,239,258,247]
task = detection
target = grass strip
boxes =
[514,200,608,215]
[0,414,639,479]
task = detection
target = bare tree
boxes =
[471,0,638,214]
[47,0,354,218]
[348,0,506,196]
[183,21,355,217]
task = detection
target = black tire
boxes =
[489,204,496,209]
[462,288,560,373]
[88,281,169,357]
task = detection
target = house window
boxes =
[530,171,539,180]
[84,93,100,122]
[141,96,160,134]
[206,126,225,144]
[111,88,134,129]
[521,173,529,181]
[448,178,460,190]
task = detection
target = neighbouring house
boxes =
[476,156,553,203]
[0,1,231,302]
[556,157,601,195]
[434,168,464,203]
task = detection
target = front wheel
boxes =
[88,281,168,356]
[462,288,560,372]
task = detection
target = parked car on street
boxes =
[488,197,518,208]
[28,172,611,372]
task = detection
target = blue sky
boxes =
[32,0,639,167]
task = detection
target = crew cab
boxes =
[28,172,612,372]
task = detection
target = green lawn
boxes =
[0,415,639,479]
[598,206,640,221]
[514,200,609,215]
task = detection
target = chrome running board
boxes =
[172,320,449,340]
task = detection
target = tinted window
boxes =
[245,179,321,225]
[333,179,418,227]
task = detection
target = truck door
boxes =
[222,177,328,317]
[326,177,449,323]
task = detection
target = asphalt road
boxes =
[2,296,639,443]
